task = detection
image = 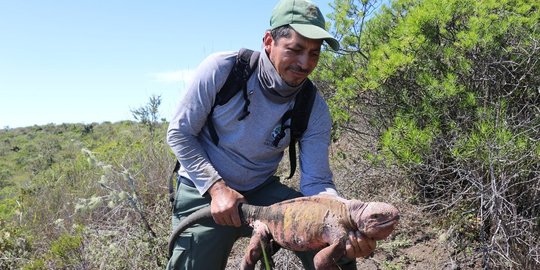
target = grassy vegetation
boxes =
[0,121,173,269]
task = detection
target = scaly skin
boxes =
[168,195,400,270]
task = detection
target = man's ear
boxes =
[263,31,273,52]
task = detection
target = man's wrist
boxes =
[208,179,226,197]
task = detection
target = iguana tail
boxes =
[167,206,212,258]
[167,204,258,258]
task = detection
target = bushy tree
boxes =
[317,0,540,268]
[131,94,162,136]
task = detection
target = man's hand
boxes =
[345,231,376,259]
[314,192,377,258]
[207,179,247,227]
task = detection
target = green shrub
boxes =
[49,230,83,268]
[318,0,540,267]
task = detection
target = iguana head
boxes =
[348,200,400,240]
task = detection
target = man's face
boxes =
[264,29,323,86]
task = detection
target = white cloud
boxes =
[151,69,195,84]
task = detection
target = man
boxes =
[166,0,375,269]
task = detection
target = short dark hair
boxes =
[270,25,293,41]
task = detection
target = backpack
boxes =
[168,48,316,205]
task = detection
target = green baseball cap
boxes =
[270,0,339,51]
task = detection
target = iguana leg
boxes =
[313,242,350,270]
[240,221,273,270]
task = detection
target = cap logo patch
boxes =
[306,5,319,20]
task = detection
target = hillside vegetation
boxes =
[0,122,174,269]
[1,0,539,269]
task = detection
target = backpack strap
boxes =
[168,160,180,209]
[287,79,316,179]
[207,48,260,145]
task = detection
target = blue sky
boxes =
[0,0,333,128]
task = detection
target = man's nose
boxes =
[297,53,310,69]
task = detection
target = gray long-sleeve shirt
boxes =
[167,50,336,196]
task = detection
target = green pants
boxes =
[166,176,356,270]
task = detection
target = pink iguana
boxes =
[168,195,400,270]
